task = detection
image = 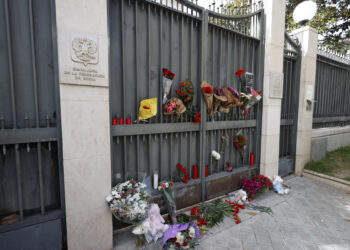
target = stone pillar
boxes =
[55,0,113,249]
[260,0,285,177]
[291,26,318,176]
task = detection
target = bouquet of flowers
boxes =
[201,81,213,116]
[234,132,248,164]
[158,180,177,224]
[235,69,247,92]
[220,87,241,113]
[106,179,150,224]
[213,86,227,113]
[163,222,200,249]
[253,175,273,193]
[175,79,194,110]
[162,68,176,104]
[240,178,262,196]
[163,97,187,118]
[240,88,262,116]
[174,163,189,184]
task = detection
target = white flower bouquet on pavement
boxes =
[106,179,151,224]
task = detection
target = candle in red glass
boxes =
[119,118,124,125]
[193,165,198,179]
[250,153,254,166]
[205,165,208,177]
[112,118,117,125]
[126,118,131,125]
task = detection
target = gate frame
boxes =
[279,32,302,176]
[0,0,66,246]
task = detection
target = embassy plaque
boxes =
[57,29,108,86]
[269,71,284,99]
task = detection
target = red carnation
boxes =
[202,86,213,94]
[171,238,177,242]
[176,89,181,95]
[235,69,246,77]
[186,97,191,102]
[191,206,200,216]
[169,73,175,79]
[176,242,180,247]
[187,88,192,93]
[163,68,170,76]
[180,82,185,87]
[182,91,186,96]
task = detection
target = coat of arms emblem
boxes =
[71,38,98,66]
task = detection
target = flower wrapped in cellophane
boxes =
[162,68,176,104]
[240,88,262,116]
[219,87,241,113]
[163,97,187,118]
[163,222,200,249]
[158,180,177,224]
[106,179,151,224]
[201,81,213,116]
[213,86,227,114]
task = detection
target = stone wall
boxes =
[311,126,350,162]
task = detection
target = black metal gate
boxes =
[0,0,65,249]
[278,32,301,176]
[109,0,265,221]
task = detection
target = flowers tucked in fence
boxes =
[106,179,150,224]
[159,180,177,224]
[174,163,189,184]
[234,133,246,149]
[176,79,194,110]
[162,68,175,104]
[163,97,186,118]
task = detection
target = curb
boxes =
[303,169,350,191]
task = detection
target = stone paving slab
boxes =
[113,176,350,250]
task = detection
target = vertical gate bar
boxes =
[123,137,127,180]
[135,1,139,123]
[200,10,208,201]
[170,12,174,123]
[29,0,39,127]
[188,132,191,177]
[50,0,66,211]
[4,0,17,128]
[148,3,151,98]
[37,142,45,214]
[209,131,212,174]
[159,134,163,178]
[15,144,24,220]
[212,26,215,83]
[190,19,193,79]
[159,8,163,123]
[121,0,126,118]
[219,29,223,85]
[29,0,45,214]
[148,135,152,176]
[170,133,173,179]
[227,31,230,86]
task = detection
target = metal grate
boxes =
[313,49,350,129]
[0,0,64,236]
[109,0,265,207]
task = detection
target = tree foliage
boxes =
[286,0,350,53]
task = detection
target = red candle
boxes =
[193,165,198,179]
[119,118,124,125]
[250,153,254,166]
[126,118,131,125]
[112,118,117,125]
[205,165,208,177]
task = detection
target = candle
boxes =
[193,165,198,179]
[205,165,208,177]
[119,118,124,125]
[153,171,158,189]
[250,153,254,166]
[112,118,117,125]
[126,118,131,125]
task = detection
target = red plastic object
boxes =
[126,118,131,125]
[250,153,254,166]
[118,118,124,125]
[205,165,208,177]
[112,118,117,125]
[193,165,198,179]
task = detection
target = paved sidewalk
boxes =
[114,176,350,250]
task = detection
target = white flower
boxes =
[169,244,176,250]
[183,245,190,249]
[189,226,195,238]
[165,182,169,188]
[139,183,146,189]
[133,193,140,200]
[106,195,113,202]
[176,232,184,244]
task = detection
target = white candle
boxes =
[153,171,158,189]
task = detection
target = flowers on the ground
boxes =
[191,206,200,216]
[253,175,273,190]
[240,178,262,195]
[225,200,245,224]
[159,180,177,224]
[163,223,200,249]
[106,179,150,224]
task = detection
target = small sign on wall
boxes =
[269,71,284,99]
[57,28,109,87]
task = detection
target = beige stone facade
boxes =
[55,0,113,249]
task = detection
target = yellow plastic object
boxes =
[139,98,158,120]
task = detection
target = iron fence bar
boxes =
[15,144,24,220]
[4,0,16,128]
[0,128,57,144]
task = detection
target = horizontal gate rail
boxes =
[0,128,57,145]
[313,48,350,129]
